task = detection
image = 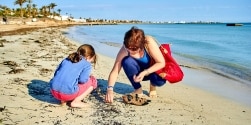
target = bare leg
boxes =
[133,87,143,94]
[131,87,144,97]
[70,86,94,108]
[149,83,157,98]
[61,101,67,106]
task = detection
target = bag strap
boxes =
[149,35,161,46]
[144,42,151,58]
[145,36,173,62]
[144,36,160,65]
[146,35,172,50]
[145,35,172,54]
[144,36,151,57]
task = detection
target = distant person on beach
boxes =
[2,16,7,24]
[50,44,97,108]
[105,26,166,103]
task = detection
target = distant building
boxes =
[52,15,86,22]
[71,18,86,22]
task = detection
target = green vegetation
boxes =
[0,0,58,18]
[0,0,142,23]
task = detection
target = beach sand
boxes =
[0,22,251,125]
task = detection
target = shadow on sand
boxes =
[27,79,60,104]
[97,79,148,95]
[27,79,146,104]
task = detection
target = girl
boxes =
[50,44,97,108]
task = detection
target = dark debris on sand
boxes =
[85,79,140,125]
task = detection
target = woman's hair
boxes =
[68,44,97,66]
[123,26,146,49]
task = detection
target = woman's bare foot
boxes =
[149,90,157,98]
[70,101,89,108]
[129,87,146,98]
[149,84,157,98]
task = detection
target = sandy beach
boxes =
[0,22,251,125]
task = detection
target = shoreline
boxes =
[1,23,251,124]
[97,41,251,85]
[63,24,251,87]
[0,22,117,36]
[76,40,251,106]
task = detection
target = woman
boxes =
[105,26,166,103]
[50,44,97,108]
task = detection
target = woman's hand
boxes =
[133,70,148,82]
[105,89,114,103]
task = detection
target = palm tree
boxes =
[27,0,32,17]
[32,4,37,18]
[14,0,27,18]
[57,8,62,20]
[57,9,61,16]
[46,5,50,17]
[49,3,57,18]
[40,6,47,17]
[0,5,10,16]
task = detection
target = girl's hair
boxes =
[68,44,97,67]
[123,26,146,49]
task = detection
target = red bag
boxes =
[155,44,184,83]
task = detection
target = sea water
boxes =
[66,23,251,84]
[65,23,251,106]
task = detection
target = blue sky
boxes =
[1,0,251,22]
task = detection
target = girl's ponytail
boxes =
[68,52,82,63]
